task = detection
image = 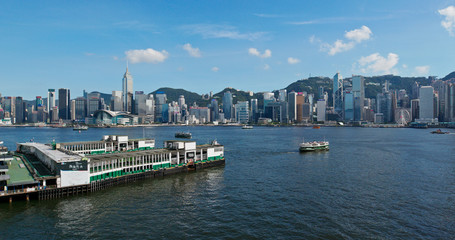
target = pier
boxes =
[0,135,224,202]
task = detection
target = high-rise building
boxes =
[210,99,219,122]
[411,99,419,122]
[250,99,258,123]
[178,95,185,108]
[122,66,133,112]
[71,100,76,121]
[111,91,123,111]
[15,97,24,124]
[58,88,71,120]
[418,86,435,121]
[333,72,343,118]
[235,101,249,124]
[288,92,297,122]
[296,93,305,123]
[222,91,233,120]
[264,101,287,123]
[278,89,287,102]
[134,91,148,115]
[344,92,354,121]
[75,97,86,120]
[155,92,167,122]
[35,96,43,109]
[352,75,365,121]
[317,100,326,122]
[86,92,100,116]
[47,89,55,111]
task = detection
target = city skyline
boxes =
[1,1,455,99]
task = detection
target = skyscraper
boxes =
[419,86,435,121]
[333,72,343,118]
[47,89,55,110]
[250,98,258,123]
[235,101,249,124]
[223,91,233,120]
[122,65,133,112]
[352,75,365,121]
[58,88,71,120]
[288,91,297,122]
[111,91,123,111]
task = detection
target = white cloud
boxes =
[357,53,399,74]
[212,66,219,72]
[125,48,169,64]
[182,24,267,41]
[322,40,355,56]
[182,43,201,57]
[345,25,372,42]
[113,56,119,60]
[315,26,372,55]
[263,64,270,70]
[438,6,455,36]
[85,52,95,56]
[402,64,407,69]
[287,57,300,64]
[415,65,430,75]
[248,48,272,58]
[177,67,184,71]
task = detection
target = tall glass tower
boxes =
[223,91,233,120]
[333,72,343,118]
[122,65,133,112]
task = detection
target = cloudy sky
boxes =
[1,0,455,99]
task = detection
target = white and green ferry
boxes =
[299,139,329,152]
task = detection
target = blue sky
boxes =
[1,0,455,99]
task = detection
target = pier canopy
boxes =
[92,110,135,125]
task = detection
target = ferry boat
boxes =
[242,125,253,129]
[312,126,321,129]
[175,132,192,139]
[73,125,89,131]
[299,139,329,152]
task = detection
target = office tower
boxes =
[419,86,435,120]
[210,99,219,122]
[318,86,325,100]
[302,103,311,122]
[15,97,24,124]
[47,89,55,110]
[352,75,365,121]
[51,106,59,122]
[235,101,249,124]
[35,96,43,109]
[58,88,71,120]
[134,91,146,115]
[263,92,275,111]
[317,100,326,122]
[145,94,155,117]
[75,97,87,120]
[250,99,258,123]
[155,91,167,122]
[411,81,420,100]
[86,92,100,116]
[111,91,123,111]
[71,100,76,121]
[288,92,297,122]
[264,101,287,123]
[122,65,133,112]
[296,93,305,122]
[222,91,233,120]
[178,95,185,108]
[333,72,343,118]
[344,92,354,121]
[278,89,287,102]
[447,83,455,122]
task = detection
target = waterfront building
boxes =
[318,86,324,100]
[264,101,287,123]
[288,92,297,122]
[71,100,76,121]
[411,81,420,100]
[302,103,311,123]
[210,99,219,122]
[263,92,275,112]
[14,97,24,124]
[352,75,365,121]
[35,96,43,109]
[155,92,167,122]
[411,99,420,122]
[178,95,185,108]
[222,91,233,120]
[111,91,123,112]
[333,72,343,118]
[189,107,211,123]
[418,86,436,122]
[51,106,59,123]
[58,88,71,120]
[87,92,101,116]
[75,97,87,120]
[278,89,287,102]
[122,66,133,112]
[317,100,326,122]
[296,93,305,123]
[250,99,258,123]
[134,91,147,115]
[235,101,249,124]
[344,92,354,121]
[47,89,55,111]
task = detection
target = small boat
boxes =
[312,126,321,129]
[299,138,329,152]
[431,129,450,134]
[73,125,89,131]
[242,125,253,129]
[175,132,192,139]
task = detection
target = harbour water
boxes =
[0,126,454,239]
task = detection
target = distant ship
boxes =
[175,132,192,139]
[73,125,89,131]
[312,126,321,129]
[299,139,329,152]
[431,129,449,134]
[242,125,253,129]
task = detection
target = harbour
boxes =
[0,126,454,239]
